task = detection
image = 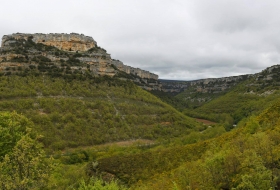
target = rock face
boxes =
[0,33,160,90]
[1,33,96,52]
[243,64,280,92]
[112,60,158,80]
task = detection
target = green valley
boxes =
[1,33,280,189]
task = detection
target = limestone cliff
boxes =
[0,33,160,90]
[1,33,96,52]
[112,60,158,80]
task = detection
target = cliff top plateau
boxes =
[1,33,96,52]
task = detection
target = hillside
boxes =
[159,74,251,109]
[155,65,280,129]
[0,73,204,152]
[93,98,280,189]
[188,65,280,124]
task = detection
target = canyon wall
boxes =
[1,33,96,52]
[0,33,160,89]
[160,75,252,93]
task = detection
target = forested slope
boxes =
[177,65,280,129]
[94,99,280,190]
[0,74,202,152]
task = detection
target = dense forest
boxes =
[0,73,211,189]
[0,75,205,151]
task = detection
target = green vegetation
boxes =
[77,177,127,190]
[150,90,190,111]
[87,45,107,53]
[155,69,280,132]
[182,82,280,129]
[176,85,228,108]
[82,66,280,189]
[2,72,280,189]
[0,112,52,190]
[92,101,280,189]
[0,72,228,189]
[0,74,202,153]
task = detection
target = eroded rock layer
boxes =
[0,33,160,90]
[2,33,96,52]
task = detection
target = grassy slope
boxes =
[0,74,202,152]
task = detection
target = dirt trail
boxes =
[61,139,155,153]
[195,118,217,125]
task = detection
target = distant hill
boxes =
[159,74,252,108]
[191,65,280,123]
[154,65,280,126]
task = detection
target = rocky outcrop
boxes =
[89,62,116,77]
[112,60,158,80]
[160,75,252,94]
[0,53,25,62]
[189,75,251,86]
[0,33,161,90]
[243,64,280,92]
[1,33,96,52]
[77,52,111,65]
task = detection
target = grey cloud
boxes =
[1,0,280,80]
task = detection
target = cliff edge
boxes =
[1,33,96,52]
[0,33,160,90]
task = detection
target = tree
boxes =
[234,150,273,190]
[0,112,52,190]
[0,112,28,159]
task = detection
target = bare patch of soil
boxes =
[195,118,217,125]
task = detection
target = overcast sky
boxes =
[1,0,280,80]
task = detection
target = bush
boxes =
[77,177,127,190]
